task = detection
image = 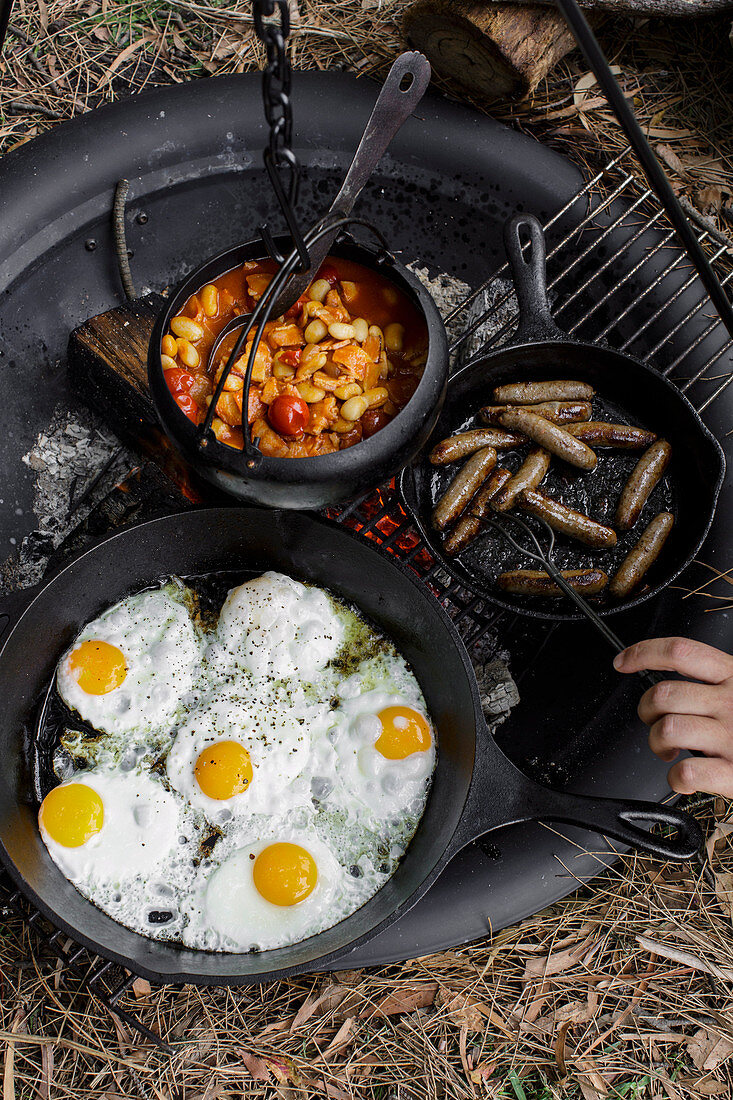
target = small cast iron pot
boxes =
[148,235,448,509]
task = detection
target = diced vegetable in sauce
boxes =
[161,258,429,457]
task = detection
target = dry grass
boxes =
[2,2,733,1097]
[3,803,733,1098]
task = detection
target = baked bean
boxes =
[304,319,328,344]
[308,278,331,303]
[352,318,369,343]
[201,284,219,317]
[384,323,404,352]
[176,338,200,369]
[341,396,368,421]
[162,335,178,358]
[363,387,388,408]
[170,316,204,342]
[334,382,362,400]
[297,381,327,403]
[328,322,356,341]
[161,354,178,371]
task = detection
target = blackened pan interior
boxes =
[401,341,725,622]
[0,508,476,984]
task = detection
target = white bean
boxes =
[170,316,204,342]
[352,318,369,343]
[384,323,404,353]
[328,322,356,341]
[304,319,328,344]
[340,396,368,421]
[308,278,331,303]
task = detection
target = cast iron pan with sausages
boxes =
[399,214,725,622]
[0,509,701,985]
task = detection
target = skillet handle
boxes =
[504,213,565,344]
[517,782,703,862]
[448,729,702,864]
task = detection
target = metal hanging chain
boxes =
[252,0,310,270]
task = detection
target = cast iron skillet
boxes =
[0,508,701,986]
[399,213,726,622]
[148,235,448,510]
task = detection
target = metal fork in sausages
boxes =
[498,568,608,597]
[497,409,597,471]
[443,467,512,556]
[518,489,617,549]
[615,440,672,530]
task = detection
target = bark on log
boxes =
[403,0,580,100]
[476,0,732,13]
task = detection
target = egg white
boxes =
[56,586,202,741]
[216,571,343,682]
[183,830,352,951]
[40,769,183,884]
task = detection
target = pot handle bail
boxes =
[504,213,564,345]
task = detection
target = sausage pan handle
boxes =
[448,730,702,863]
[504,213,566,345]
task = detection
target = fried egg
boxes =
[328,680,436,822]
[216,572,343,681]
[56,587,202,738]
[165,684,331,821]
[186,832,349,950]
[39,770,181,883]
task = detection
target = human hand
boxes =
[613,637,733,796]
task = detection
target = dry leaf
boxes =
[239,1050,271,1082]
[3,1010,26,1100]
[697,186,724,215]
[324,1018,354,1060]
[363,982,438,1019]
[693,1082,728,1096]
[322,1078,351,1100]
[438,986,485,1031]
[555,1021,570,1078]
[686,1029,733,1072]
[576,1056,609,1097]
[523,940,591,979]
[655,143,689,180]
[96,37,149,89]
[39,1043,54,1100]
[132,977,151,1000]
[470,1060,497,1084]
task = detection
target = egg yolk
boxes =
[68,640,127,695]
[38,783,104,848]
[375,706,431,760]
[253,843,318,906]
[194,741,253,800]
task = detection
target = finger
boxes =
[649,714,728,761]
[638,680,723,725]
[667,756,733,799]
[614,637,733,684]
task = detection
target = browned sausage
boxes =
[498,409,597,471]
[443,468,513,556]
[492,380,595,404]
[432,447,498,531]
[497,569,609,597]
[429,428,524,465]
[609,512,674,598]
[615,440,672,531]
[481,401,592,426]
[492,447,551,512]
[566,422,657,449]
[518,489,617,549]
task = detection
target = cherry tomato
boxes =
[277,348,302,367]
[285,293,308,319]
[164,367,195,395]
[174,392,202,424]
[316,263,339,287]
[268,394,310,436]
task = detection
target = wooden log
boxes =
[68,296,219,503]
[403,0,580,100]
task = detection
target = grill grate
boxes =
[3,147,731,1043]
